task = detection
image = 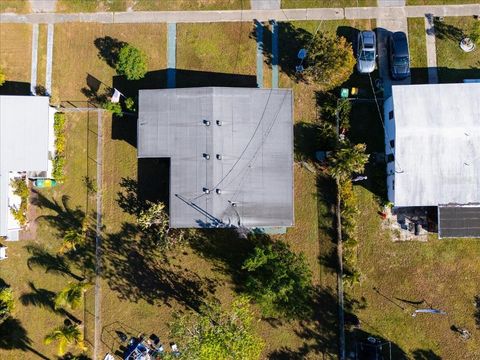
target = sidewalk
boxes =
[1,4,478,24]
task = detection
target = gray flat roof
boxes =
[0,96,50,236]
[138,87,294,228]
[392,83,480,207]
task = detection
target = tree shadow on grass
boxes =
[411,349,442,360]
[0,317,50,359]
[250,21,311,81]
[434,20,464,41]
[94,36,127,68]
[102,221,217,312]
[19,282,82,324]
[25,244,84,281]
[294,122,320,163]
[474,295,480,328]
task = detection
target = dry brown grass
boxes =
[0,0,30,13]
[0,24,31,84]
[52,23,166,102]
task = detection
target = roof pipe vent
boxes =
[216,120,223,126]
[216,154,222,160]
[216,189,222,194]
[203,120,211,126]
[203,188,210,194]
[203,153,210,160]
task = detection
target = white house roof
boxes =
[138,87,294,228]
[392,83,480,207]
[0,96,50,236]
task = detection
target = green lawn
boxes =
[0,112,95,359]
[408,18,429,84]
[282,0,376,7]
[0,0,29,13]
[0,24,31,93]
[346,187,480,359]
[435,17,480,83]
[56,0,249,12]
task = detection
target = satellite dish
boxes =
[297,48,307,60]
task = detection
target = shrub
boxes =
[304,32,355,90]
[242,240,313,319]
[10,178,29,226]
[53,113,66,182]
[102,101,123,115]
[116,45,148,80]
[0,67,5,87]
[170,297,264,360]
[125,97,135,111]
[0,287,14,324]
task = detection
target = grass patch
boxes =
[408,18,429,84]
[0,0,30,13]
[0,24,31,93]
[282,0,376,8]
[176,22,256,81]
[52,23,166,102]
[435,17,480,83]
[0,112,94,359]
[133,0,249,11]
[56,0,127,12]
[346,187,480,359]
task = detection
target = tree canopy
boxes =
[116,45,148,80]
[304,32,355,90]
[0,67,5,87]
[44,323,86,356]
[0,287,14,323]
[242,240,313,319]
[168,297,264,360]
[54,282,89,310]
[328,143,369,181]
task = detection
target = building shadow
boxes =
[411,348,442,360]
[138,158,170,209]
[109,69,256,148]
[0,81,31,95]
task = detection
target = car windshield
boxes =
[360,50,375,61]
[394,56,409,66]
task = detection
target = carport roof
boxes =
[137,87,294,228]
[0,96,50,236]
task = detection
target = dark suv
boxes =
[388,31,410,80]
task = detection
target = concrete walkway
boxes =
[251,0,280,10]
[272,21,279,88]
[30,0,56,13]
[1,5,477,24]
[30,23,39,95]
[45,23,54,95]
[424,14,438,84]
[255,21,263,88]
[167,23,176,89]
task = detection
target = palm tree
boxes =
[329,143,369,181]
[0,287,14,322]
[59,218,88,254]
[54,282,89,311]
[44,323,86,356]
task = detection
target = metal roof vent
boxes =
[203,153,210,160]
[203,188,210,194]
[216,154,222,160]
[203,120,211,126]
[216,120,223,126]
[216,189,222,194]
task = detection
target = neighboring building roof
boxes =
[438,205,480,238]
[138,87,294,228]
[390,83,480,207]
[0,96,50,236]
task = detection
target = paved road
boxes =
[1,4,478,23]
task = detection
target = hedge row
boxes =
[53,112,66,182]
